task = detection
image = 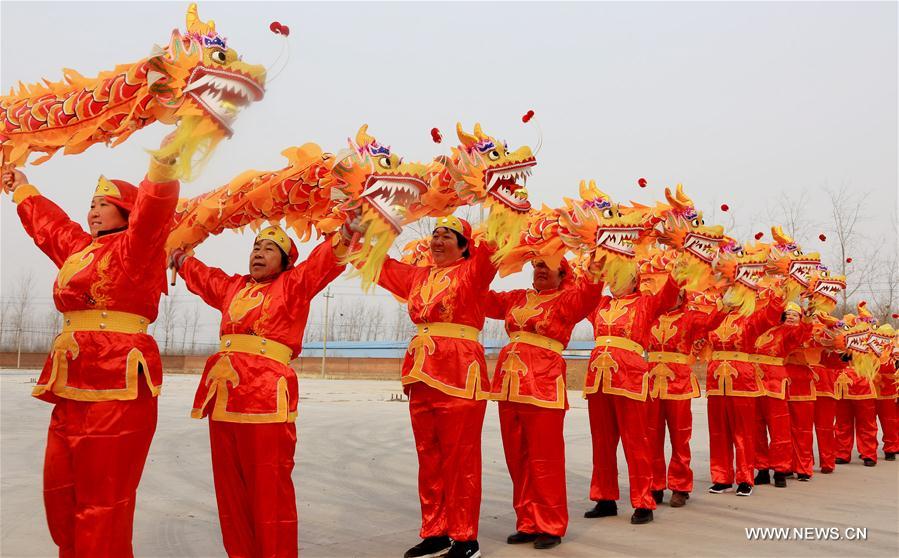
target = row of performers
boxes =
[2,150,897,558]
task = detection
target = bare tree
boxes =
[825,185,875,314]
[156,293,180,354]
[7,271,34,362]
[183,302,202,354]
[765,188,819,246]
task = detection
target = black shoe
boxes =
[584,499,617,518]
[507,531,538,544]
[404,536,452,558]
[797,473,811,482]
[670,490,689,507]
[630,508,654,524]
[783,471,795,478]
[835,457,849,464]
[651,489,664,504]
[708,483,733,494]
[863,458,876,467]
[736,482,753,496]
[447,540,480,558]
[885,452,896,461]
[534,535,562,550]
[754,469,771,485]
[773,472,787,488]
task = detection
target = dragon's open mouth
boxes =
[184,66,265,136]
[735,263,765,289]
[845,332,868,352]
[789,259,821,288]
[361,175,429,234]
[868,335,889,356]
[596,226,642,257]
[813,279,845,303]
[484,159,535,212]
[684,232,721,264]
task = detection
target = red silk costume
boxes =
[485,275,602,537]
[15,173,178,557]
[377,243,496,542]
[834,364,878,463]
[646,299,726,495]
[584,274,678,510]
[786,343,842,474]
[753,322,809,475]
[705,297,783,486]
[873,357,899,455]
[178,237,345,558]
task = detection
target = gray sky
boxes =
[2,1,896,346]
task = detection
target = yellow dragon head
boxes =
[655,184,724,292]
[557,180,653,295]
[804,265,846,315]
[328,125,437,289]
[715,237,770,315]
[763,226,821,302]
[2,4,266,179]
[868,324,895,365]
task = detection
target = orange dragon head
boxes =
[2,4,266,179]
[804,265,846,315]
[716,237,770,316]
[654,184,724,292]
[763,226,821,303]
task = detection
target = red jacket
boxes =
[378,243,497,399]
[753,321,811,399]
[585,275,679,400]
[485,275,602,409]
[705,293,784,397]
[16,178,178,403]
[647,300,727,400]
[180,237,344,422]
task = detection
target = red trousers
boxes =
[875,399,899,453]
[498,402,567,537]
[586,391,656,510]
[814,398,837,471]
[835,399,878,462]
[788,400,815,476]
[43,382,157,558]
[647,398,694,493]
[754,396,792,473]
[208,420,297,558]
[708,396,757,485]
[409,383,487,541]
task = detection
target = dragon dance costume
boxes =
[584,266,679,512]
[484,265,602,538]
[177,227,345,558]
[376,216,494,544]
[871,325,899,459]
[646,294,727,499]
[11,158,177,557]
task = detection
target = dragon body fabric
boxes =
[0,4,266,179]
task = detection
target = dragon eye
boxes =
[488,150,500,161]
[211,50,227,64]
[793,249,803,257]
[691,218,700,228]
[378,156,391,169]
[602,208,614,219]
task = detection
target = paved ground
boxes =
[1,370,897,558]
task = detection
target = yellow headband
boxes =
[785,302,802,314]
[434,215,465,236]
[95,175,121,198]
[255,225,293,255]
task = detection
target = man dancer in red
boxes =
[870,325,898,461]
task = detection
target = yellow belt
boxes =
[62,310,149,334]
[648,351,693,365]
[509,331,564,354]
[416,322,480,341]
[219,334,292,365]
[711,351,753,363]
[595,336,645,356]
[750,354,785,366]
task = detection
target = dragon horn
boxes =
[473,122,488,140]
[771,225,792,245]
[186,3,215,35]
[355,124,374,148]
[456,123,479,148]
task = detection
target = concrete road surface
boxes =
[2,371,897,557]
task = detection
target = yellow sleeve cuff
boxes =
[147,158,179,183]
[12,184,40,204]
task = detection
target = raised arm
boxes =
[4,167,91,267]
[178,256,240,311]
[286,235,347,303]
[485,289,516,321]
[377,256,418,300]
[561,272,604,323]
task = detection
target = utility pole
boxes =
[320,287,334,378]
